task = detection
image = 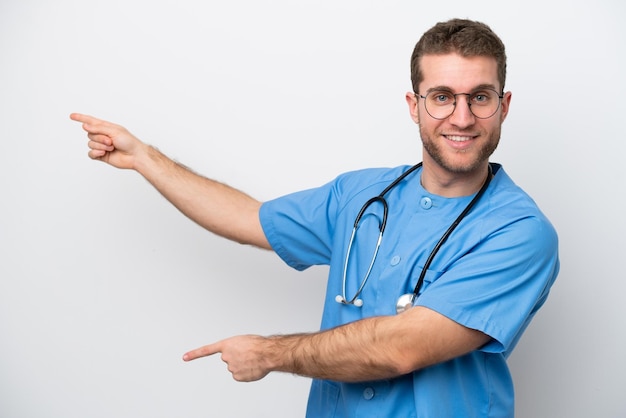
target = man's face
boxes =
[406,53,512,176]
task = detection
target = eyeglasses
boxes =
[417,88,504,120]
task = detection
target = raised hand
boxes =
[70,113,146,170]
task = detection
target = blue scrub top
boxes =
[259,163,559,418]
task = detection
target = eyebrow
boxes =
[424,83,498,94]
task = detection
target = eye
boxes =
[430,91,453,105]
[470,91,492,104]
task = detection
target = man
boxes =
[72,18,559,418]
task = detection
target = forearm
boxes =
[134,144,270,248]
[267,306,490,382]
[270,315,407,382]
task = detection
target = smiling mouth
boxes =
[445,135,476,142]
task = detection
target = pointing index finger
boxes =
[69,112,100,125]
[69,113,118,136]
[182,342,221,362]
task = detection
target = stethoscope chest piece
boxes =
[396,293,416,314]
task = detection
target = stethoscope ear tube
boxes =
[337,163,423,308]
[353,196,388,232]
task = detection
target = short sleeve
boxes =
[415,215,560,355]
[259,166,409,272]
[259,184,338,271]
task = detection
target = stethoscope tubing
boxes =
[337,162,493,310]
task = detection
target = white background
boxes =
[1,1,624,417]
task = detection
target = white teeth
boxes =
[447,135,471,142]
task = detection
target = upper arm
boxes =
[393,306,491,374]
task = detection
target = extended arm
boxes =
[70,113,270,248]
[183,305,490,382]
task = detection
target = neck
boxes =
[420,161,491,197]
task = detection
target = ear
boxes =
[499,91,512,122]
[405,92,420,124]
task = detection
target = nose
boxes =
[448,94,475,127]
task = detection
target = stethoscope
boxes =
[335,162,493,314]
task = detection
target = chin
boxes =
[431,153,487,174]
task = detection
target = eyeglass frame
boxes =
[416,87,505,120]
